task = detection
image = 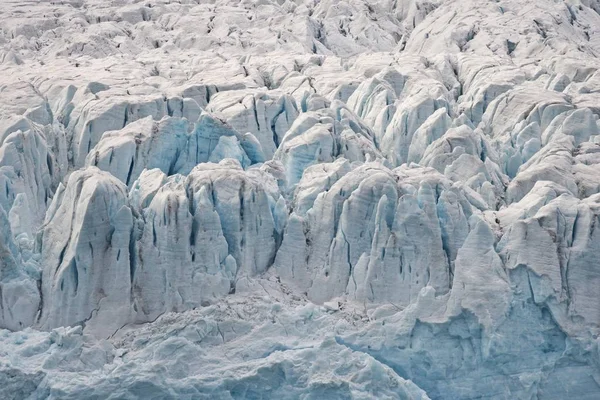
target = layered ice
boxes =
[38,168,134,338]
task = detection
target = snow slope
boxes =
[1,0,600,398]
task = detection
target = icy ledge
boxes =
[0,282,430,400]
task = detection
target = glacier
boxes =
[1,0,600,398]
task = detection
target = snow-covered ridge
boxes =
[1,0,600,398]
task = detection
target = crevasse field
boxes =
[1,0,600,398]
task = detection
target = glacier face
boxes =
[1,0,600,398]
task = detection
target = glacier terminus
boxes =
[2,0,600,398]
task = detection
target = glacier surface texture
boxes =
[2,0,600,398]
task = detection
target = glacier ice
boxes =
[38,167,134,338]
[1,0,600,398]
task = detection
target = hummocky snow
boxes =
[1,0,600,398]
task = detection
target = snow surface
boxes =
[1,0,600,398]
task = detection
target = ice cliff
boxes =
[2,0,600,398]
